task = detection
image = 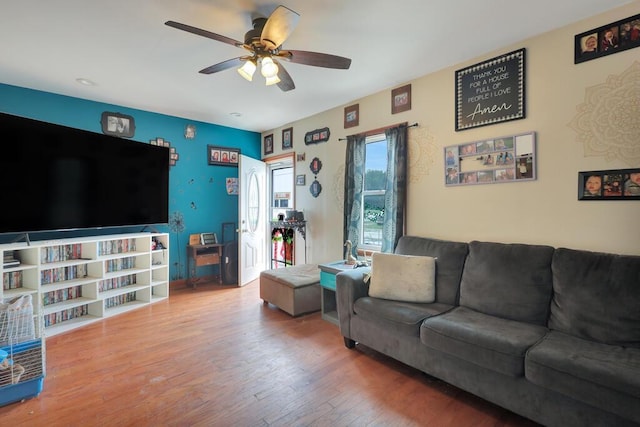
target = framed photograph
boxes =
[282,127,293,150]
[391,84,411,114]
[445,131,535,187]
[264,134,274,155]
[578,168,640,200]
[296,174,306,186]
[101,112,135,138]
[344,104,359,128]
[304,127,330,145]
[208,145,240,167]
[184,124,196,139]
[455,48,526,131]
[575,13,640,64]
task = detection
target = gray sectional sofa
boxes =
[336,236,640,427]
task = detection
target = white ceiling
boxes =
[0,0,632,133]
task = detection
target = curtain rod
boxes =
[338,122,418,141]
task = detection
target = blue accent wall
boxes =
[0,83,260,281]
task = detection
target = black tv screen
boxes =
[0,112,169,235]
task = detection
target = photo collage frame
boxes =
[444,132,536,186]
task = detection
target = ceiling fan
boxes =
[165,5,351,92]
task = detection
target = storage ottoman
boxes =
[260,264,321,317]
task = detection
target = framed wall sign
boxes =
[455,48,526,131]
[101,112,135,138]
[208,145,239,167]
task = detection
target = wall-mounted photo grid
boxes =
[444,132,536,186]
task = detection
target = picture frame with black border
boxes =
[296,174,306,186]
[574,13,640,64]
[455,48,525,131]
[578,168,640,200]
[101,111,135,138]
[208,144,240,167]
[264,134,274,155]
[282,127,293,150]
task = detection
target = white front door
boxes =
[238,154,267,286]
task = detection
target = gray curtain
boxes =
[343,134,366,259]
[382,126,407,252]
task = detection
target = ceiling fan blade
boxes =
[165,20,243,48]
[199,57,244,74]
[260,5,300,50]
[278,50,351,69]
[273,59,295,92]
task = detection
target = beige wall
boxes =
[264,2,640,263]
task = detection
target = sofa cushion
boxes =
[526,330,640,423]
[421,306,549,377]
[368,252,435,303]
[549,247,640,348]
[459,241,554,325]
[354,297,453,337]
[394,236,468,305]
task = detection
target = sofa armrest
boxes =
[336,267,371,341]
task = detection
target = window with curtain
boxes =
[343,125,407,259]
[361,134,387,250]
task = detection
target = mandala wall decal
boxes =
[568,61,640,165]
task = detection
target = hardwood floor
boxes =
[0,280,540,426]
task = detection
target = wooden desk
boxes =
[186,243,223,287]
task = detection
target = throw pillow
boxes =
[368,252,436,303]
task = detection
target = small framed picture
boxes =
[282,127,293,150]
[391,84,411,114]
[344,104,359,128]
[101,112,135,138]
[296,174,306,186]
[264,134,274,155]
[578,168,640,200]
[208,145,240,167]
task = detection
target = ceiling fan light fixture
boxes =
[237,60,257,81]
[260,56,279,78]
[265,74,281,86]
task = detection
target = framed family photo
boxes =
[578,168,640,200]
[574,13,640,64]
[344,104,359,128]
[264,134,274,155]
[282,127,293,150]
[208,145,240,167]
[101,111,135,138]
[391,84,411,114]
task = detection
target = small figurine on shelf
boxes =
[0,349,25,385]
[344,240,358,265]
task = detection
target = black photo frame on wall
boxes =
[574,13,640,64]
[578,168,640,200]
[101,112,135,138]
[455,48,526,131]
[208,145,239,167]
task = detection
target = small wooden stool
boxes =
[260,264,321,317]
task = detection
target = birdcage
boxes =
[0,294,45,406]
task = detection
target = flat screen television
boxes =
[0,112,169,236]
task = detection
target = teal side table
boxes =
[319,261,353,325]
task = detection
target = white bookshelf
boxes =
[1,232,169,337]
